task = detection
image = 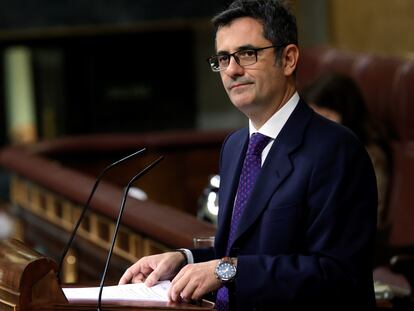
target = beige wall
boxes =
[329,0,414,57]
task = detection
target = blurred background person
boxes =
[301,73,391,233]
[300,75,414,303]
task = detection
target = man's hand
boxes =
[168,259,221,302]
[118,252,186,286]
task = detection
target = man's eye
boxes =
[217,55,230,63]
[238,50,256,58]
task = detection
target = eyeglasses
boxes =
[207,44,285,72]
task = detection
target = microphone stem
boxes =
[57,148,146,284]
[97,155,164,310]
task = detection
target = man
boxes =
[119,1,377,309]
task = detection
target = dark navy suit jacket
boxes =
[193,100,377,310]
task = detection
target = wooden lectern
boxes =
[0,239,214,310]
[0,239,67,310]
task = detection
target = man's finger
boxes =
[179,279,198,302]
[169,268,191,302]
[132,272,145,283]
[170,264,188,286]
[144,268,161,287]
[118,269,133,285]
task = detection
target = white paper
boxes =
[63,281,170,302]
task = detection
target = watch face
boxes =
[216,261,236,282]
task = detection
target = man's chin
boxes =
[231,101,255,115]
[230,94,253,107]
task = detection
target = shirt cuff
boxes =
[178,248,194,264]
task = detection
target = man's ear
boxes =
[282,44,299,77]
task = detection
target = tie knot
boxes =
[247,133,271,155]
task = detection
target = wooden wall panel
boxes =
[329,0,414,56]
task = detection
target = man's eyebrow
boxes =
[216,44,256,55]
[237,44,256,50]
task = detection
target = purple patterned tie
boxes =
[216,133,271,311]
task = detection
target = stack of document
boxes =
[63,281,170,302]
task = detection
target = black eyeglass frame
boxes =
[207,44,286,72]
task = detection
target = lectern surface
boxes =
[30,299,215,310]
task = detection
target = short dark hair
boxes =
[302,73,376,144]
[212,0,298,60]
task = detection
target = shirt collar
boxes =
[249,92,300,139]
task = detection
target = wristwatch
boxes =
[215,257,237,283]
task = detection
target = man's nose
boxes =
[224,56,244,76]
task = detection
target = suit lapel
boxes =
[231,100,313,248]
[215,129,249,256]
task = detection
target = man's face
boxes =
[216,17,286,117]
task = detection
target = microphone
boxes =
[57,148,146,284]
[97,155,164,311]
